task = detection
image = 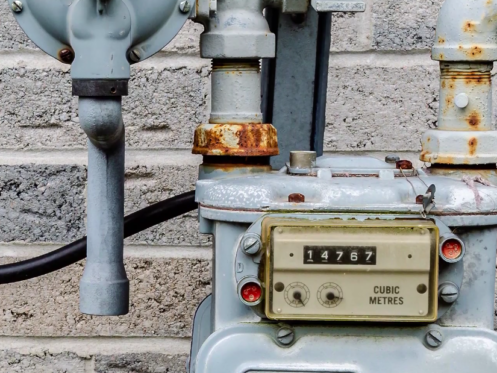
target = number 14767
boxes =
[303,246,377,265]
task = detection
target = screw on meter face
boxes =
[284,282,310,308]
[318,283,343,308]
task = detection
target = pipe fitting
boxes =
[197,0,275,58]
[79,97,124,149]
[432,0,497,62]
[79,97,128,316]
[422,0,497,166]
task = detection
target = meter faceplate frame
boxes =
[262,218,439,322]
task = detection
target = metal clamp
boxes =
[311,0,366,12]
[421,184,436,218]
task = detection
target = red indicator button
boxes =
[241,282,262,303]
[442,239,463,261]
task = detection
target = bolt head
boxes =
[11,1,23,13]
[385,154,400,164]
[241,234,262,255]
[129,49,141,63]
[439,282,459,304]
[455,93,469,109]
[277,327,295,346]
[179,0,191,13]
[59,49,74,64]
[425,330,443,348]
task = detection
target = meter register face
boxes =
[263,219,439,322]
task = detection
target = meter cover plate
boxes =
[263,218,439,322]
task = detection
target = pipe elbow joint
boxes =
[79,97,124,149]
[432,0,497,62]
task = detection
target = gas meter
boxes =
[4,0,497,373]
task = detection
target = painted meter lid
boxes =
[196,156,497,223]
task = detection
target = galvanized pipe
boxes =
[432,0,497,63]
[210,59,262,124]
[78,97,128,316]
[437,62,493,132]
[421,0,497,165]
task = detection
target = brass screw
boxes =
[129,49,141,63]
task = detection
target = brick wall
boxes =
[0,1,495,372]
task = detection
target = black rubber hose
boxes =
[0,191,197,284]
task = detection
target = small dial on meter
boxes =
[284,282,310,308]
[317,282,343,308]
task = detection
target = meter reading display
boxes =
[304,246,377,265]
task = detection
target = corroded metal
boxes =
[420,63,497,165]
[432,0,497,62]
[437,63,492,132]
[193,123,279,156]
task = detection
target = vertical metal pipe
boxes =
[78,97,129,316]
[210,59,262,124]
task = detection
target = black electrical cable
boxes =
[0,191,197,284]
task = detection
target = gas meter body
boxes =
[188,155,497,373]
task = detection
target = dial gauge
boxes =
[284,282,310,308]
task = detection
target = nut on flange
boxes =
[193,123,279,156]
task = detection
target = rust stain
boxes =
[466,111,482,128]
[427,137,431,143]
[442,69,490,87]
[445,94,454,111]
[438,37,446,44]
[193,123,279,156]
[396,160,413,170]
[468,137,478,156]
[463,21,477,32]
[288,193,305,203]
[435,156,455,164]
[439,53,445,60]
[466,46,484,58]
[416,195,424,205]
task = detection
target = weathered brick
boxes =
[0,256,211,337]
[0,63,209,149]
[0,1,201,53]
[331,11,371,52]
[0,165,86,243]
[325,63,439,151]
[0,163,209,246]
[0,350,87,373]
[0,1,35,50]
[372,0,444,51]
[94,353,188,373]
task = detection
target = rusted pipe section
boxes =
[421,0,497,166]
[193,1,279,177]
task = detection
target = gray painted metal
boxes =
[267,9,320,169]
[432,0,497,62]
[79,98,128,316]
[421,0,497,165]
[192,153,497,370]
[8,0,189,79]
[195,0,275,58]
[193,324,497,372]
[196,156,497,217]
[188,295,212,373]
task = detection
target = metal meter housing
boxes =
[263,218,439,322]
